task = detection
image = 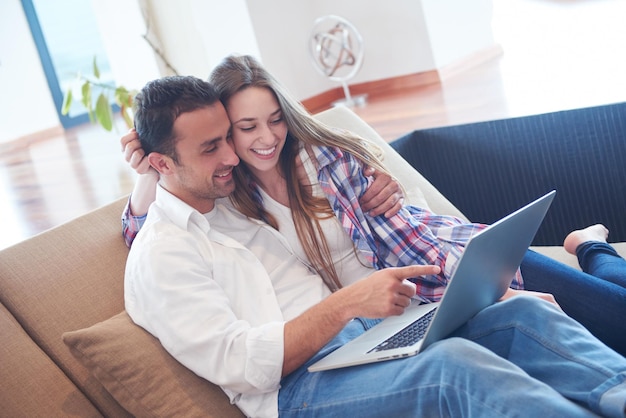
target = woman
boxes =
[123,54,625,355]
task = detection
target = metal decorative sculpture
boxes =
[309,15,367,107]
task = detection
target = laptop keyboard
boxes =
[368,307,438,353]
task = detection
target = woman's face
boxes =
[225,86,288,177]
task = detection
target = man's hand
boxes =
[338,265,441,319]
[121,129,155,176]
[282,264,440,376]
[360,166,404,218]
[500,288,561,309]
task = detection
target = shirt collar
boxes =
[308,144,343,169]
[155,184,212,235]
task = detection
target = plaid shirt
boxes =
[121,198,145,249]
[310,145,523,302]
[121,145,523,301]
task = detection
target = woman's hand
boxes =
[360,166,404,218]
[121,129,155,176]
[120,129,159,217]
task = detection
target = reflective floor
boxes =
[1,0,625,250]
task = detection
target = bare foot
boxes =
[563,224,609,255]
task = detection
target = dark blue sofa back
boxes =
[390,102,626,246]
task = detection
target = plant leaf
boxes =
[116,86,136,128]
[81,81,94,121]
[120,104,134,129]
[96,93,113,131]
[93,56,100,79]
[62,89,73,115]
[81,82,91,108]
[115,86,130,107]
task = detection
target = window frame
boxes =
[21,0,117,129]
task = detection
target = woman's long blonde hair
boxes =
[209,54,391,291]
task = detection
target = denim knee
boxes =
[425,337,493,368]
[496,294,556,320]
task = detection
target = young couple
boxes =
[123,54,626,417]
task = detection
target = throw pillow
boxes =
[62,311,243,417]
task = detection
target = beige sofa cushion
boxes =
[0,302,102,418]
[63,311,244,418]
[0,197,132,417]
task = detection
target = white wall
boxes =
[245,0,435,100]
[0,0,58,143]
[1,0,495,143]
[149,0,496,102]
[144,0,261,78]
[91,0,161,89]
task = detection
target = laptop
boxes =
[308,190,556,372]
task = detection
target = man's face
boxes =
[166,103,239,213]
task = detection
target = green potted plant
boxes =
[62,57,137,131]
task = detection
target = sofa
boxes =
[1,105,624,417]
[390,101,626,248]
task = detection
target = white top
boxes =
[260,186,374,287]
[125,185,329,418]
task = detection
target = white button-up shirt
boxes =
[125,185,330,418]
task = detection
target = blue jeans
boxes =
[521,249,626,356]
[577,242,626,288]
[279,297,626,417]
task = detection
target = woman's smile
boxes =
[251,145,277,158]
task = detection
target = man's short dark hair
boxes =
[133,76,221,161]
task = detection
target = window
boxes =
[21,0,116,128]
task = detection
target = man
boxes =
[125,75,626,418]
